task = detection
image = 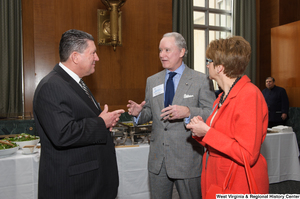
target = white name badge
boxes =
[153,84,164,97]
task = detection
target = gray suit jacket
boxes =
[138,66,216,178]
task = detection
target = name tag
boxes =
[153,84,164,97]
[184,94,194,98]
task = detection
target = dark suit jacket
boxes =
[33,64,118,199]
[262,85,289,122]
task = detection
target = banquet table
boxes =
[0,150,39,199]
[0,131,299,199]
[115,144,151,199]
[260,131,300,184]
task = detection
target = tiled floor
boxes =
[269,180,300,194]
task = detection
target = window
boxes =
[193,0,233,74]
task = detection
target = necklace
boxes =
[218,76,241,108]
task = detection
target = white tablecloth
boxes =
[0,132,299,198]
[116,144,151,199]
[261,131,300,183]
[116,132,300,198]
[0,150,39,199]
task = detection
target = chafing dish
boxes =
[112,121,152,145]
[111,125,128,146]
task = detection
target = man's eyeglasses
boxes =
[206,58,213,65]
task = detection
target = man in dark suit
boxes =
[127,32,215,199]
[33,29,124,199]
[262,76,289,128]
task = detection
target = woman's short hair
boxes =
[206,36,251,78]
[59,29,94,62]
[163,32,188,57]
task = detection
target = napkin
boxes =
[271,125,293,133]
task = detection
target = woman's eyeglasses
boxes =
[206,58,213,65]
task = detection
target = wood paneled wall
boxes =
[256,0,300,90]
[22,0,300,113]
[271,21,300,107]
[22,0,172,113]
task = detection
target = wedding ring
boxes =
[169,113,173,118]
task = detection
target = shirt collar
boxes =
[166,62,185,76]
[59,62,81,84]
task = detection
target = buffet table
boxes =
[261,131,300,183]
[116,144,151,199]
[0,150,39,199]
[0,131,299,198]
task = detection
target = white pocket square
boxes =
[184,94,194,98]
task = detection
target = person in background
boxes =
[33,29,124,199]
[262,77,289,128]
[186,36,269,198]
[127,32,215,199]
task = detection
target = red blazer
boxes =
[193,75,269,198]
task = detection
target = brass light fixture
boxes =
[98,0,126,51]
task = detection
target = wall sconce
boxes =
[97,0,126,51]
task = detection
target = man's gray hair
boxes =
[59,29,94,62]
[163,32,188,57]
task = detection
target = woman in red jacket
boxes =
[186,36,269,198]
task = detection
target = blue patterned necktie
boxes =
[165,72,177,107]
[79,79,99,109]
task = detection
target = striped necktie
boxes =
[79,79,99,109]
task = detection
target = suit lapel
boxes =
[53,65,101,115]
[155,70,166,111]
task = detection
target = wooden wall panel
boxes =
[22,0,172,113]
[271,21,300,107]
[257,0,300,90]
[91,0,172,111]
[33,1,57,85]
[279,0,300,25]
[22,0,35,115]
[256,0,279,90]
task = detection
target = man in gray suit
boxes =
[127,32,215,199]
[33,29,124,199]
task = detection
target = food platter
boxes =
[15,139,40,148]
[3,133,40,149]
[0,146,19,157]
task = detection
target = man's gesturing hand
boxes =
[99,104,125,131]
